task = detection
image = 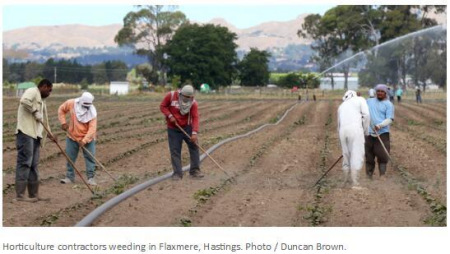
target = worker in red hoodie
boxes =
[160,84,203,180]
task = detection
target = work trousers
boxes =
[365,133,390,166]
[340,126,365,172]
[16,131,41,184]
[167,126,200,176]
[65,137,96,181]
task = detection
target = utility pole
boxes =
[54,67,57,84]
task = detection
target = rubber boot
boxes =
[365,163,375,180]
[28,181,50,201]
[379,163,387,176]
[379,163,387,181]
[14,181,37,202]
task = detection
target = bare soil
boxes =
[2,97,446,227]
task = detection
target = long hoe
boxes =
[65,131,117,182]
[39,120,95,194]
[175,123,231,178]
[312,155,343,188]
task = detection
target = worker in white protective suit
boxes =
[337,90,370,189]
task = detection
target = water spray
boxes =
[319,25,446,76]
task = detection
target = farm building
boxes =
[16,82,36,97]
[110,81,129,95]
[320,76,359,90]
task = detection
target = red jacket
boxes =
[160,90,199,134]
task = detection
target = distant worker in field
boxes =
[368,88,375,98]
[337,90,370,189]
[396,86,403,103]
[15,79,54,202]
[160,84,203,180]
[58,92,98,186]
[387,87,395,103]
[365,84,394,180]
[415,87,422,104]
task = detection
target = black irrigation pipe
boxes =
[76,102,299,226]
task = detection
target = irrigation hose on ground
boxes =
[76,102,299,226]
[38,120,95,194]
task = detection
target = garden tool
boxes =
[175,123,230,177]
[312,155,343,188]
[65,131,117,182]
[38,120,94,194]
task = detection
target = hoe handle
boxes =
[175,123,229,177]
[65,131,117,182]
[39,120,94,194]
[313,155,343,188]
[371,126,393,163]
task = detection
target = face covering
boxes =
[179,93,193,115]
[75,92,97,123]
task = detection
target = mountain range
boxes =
[3,14,315,71]
[3,14,312,51]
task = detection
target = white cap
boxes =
[181,85,194,97]
[342,90,357,101]
[79,92,94,106]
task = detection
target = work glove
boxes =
[61,123,69,131]
[33,111,43,122]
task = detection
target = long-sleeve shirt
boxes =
[366,98,394,135]
[15,87,50,147]
[338,96,371,136]
[58,99,97,143]
[160,91,199,134]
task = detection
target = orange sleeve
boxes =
[58,100,72,125]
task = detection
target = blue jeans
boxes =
[65,137,96,180]
[16,131,40,183]
[167,126,200,176]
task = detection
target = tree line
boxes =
[3,58,128,85]
[298,5,447,90]
[4,5,445,91]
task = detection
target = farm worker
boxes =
[58,92,98,185]
[368,88,375,98]
[160,84,203,180]
[365,84,395,180]
[387,87,395,103]
[337,90,370,189]
[415,87,422,104]
[15,79,54,202]
[396,87,403,103]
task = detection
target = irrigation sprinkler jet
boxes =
[312,155,343,188]
[38,120,95,194]
[65,131,117,182]
[175,123,230,177]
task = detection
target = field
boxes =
[2,93,447,226]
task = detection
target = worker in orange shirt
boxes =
[58,92,98,185]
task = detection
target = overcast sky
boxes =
[2,4,334,31]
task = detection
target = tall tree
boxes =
[299,14,338,89]
[115,5,186,85]
[238,48,271,86]
[164,23,238,89]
